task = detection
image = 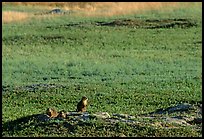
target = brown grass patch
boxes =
[2,2,193,17]
[2,2,198,22]
[76,2,180,17]
[2,11,31,24]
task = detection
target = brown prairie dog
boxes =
[57,110,67,118]
[77,96,88,112]
[46,108,59,118]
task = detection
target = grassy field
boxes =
[2,2,202,137]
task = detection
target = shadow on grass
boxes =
[3,114,43,133]
[2,113,95,136]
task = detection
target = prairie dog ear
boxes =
[46,108,51,114]
[82,96,88,100]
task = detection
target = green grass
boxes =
[2,3,202,137]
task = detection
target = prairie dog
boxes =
[57,110,67,118]
[46,108,59,118]
[77,96,88,112]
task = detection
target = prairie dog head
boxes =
[58,110,66,118]
[81,96,88,105]
[46,108,57,117]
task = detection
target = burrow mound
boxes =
[95,18,197,29]
[52,18,198,29]
[2,103,202,136]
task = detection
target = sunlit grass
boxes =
[2,11,32,23]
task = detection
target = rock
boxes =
[105,118,120,124]
[49,8,63,14]
[66,112,88,116]
[112,113,135,119]
[76,113,90,121]
[93,112,111,119]
[163,117,191,126]
[119,119,136,124]
[166,103,193,113]
[150,103,193,114]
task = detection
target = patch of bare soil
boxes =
[49,18,197,30]
[2,83,67,93]
[95,18,197,29]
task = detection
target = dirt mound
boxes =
[2,83,67,93]
[3,103,202,136]
[96,18,197,29]
[51,18,197,29]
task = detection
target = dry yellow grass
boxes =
[76,2,180,17]
[2,11,31,24]
[2,2,195,23]
[3,2,180,13]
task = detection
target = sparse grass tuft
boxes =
[2,11,32,23]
